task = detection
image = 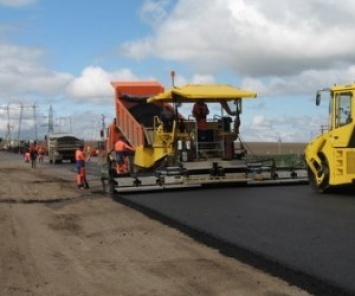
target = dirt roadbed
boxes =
[0,152,311,296]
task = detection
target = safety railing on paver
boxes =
[116,98,144,148]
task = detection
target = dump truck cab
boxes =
[305,83,355,192]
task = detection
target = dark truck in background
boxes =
[47,135,84,164]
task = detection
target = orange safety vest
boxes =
[192,102,209,129]
[115,140,127,152]
[75,149,85,161]
[38,146,44,155]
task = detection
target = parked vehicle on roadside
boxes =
[47,134,84,164]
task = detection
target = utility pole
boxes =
[42,104,54,137]
[57,116,72,134]
[33,103,38,140]
[2,103,41,142]
[69,117,72,133]
[48,104,54,135]
[101,114,106,141]
[170,70,175,87]
[17,103,23,140]
[5,104,11,145]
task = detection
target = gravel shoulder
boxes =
[0,152,312,296]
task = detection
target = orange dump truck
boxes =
[106,81,165,154]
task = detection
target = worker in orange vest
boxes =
[38,145,45,163]
[114,136,134,174]
[24,147,31,162]
[29,144,38,168]
[75,144,89,189]
[192,99,209,130]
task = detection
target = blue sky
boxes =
[1,0,354,143]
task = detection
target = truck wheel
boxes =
[308,160,330,193]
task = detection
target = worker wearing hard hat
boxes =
[114,136,134,174]
[75,144,89,189]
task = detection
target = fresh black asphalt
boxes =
[116,184,355,296]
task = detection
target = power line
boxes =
[0,103,38,143]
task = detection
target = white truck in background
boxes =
[47,134,84,164]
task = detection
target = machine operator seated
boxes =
[192,99,209,130]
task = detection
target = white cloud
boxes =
[120,38,154,60]
[169,73,216,87]
[0,43,151,105]
[243,66,355,97]
[139,0,170,28]
[191,74,215,84]
[0,44,73,101]
[66,66,139,101]
[121,0,355,88]
[251,115,272,129]
[241,111,327,143]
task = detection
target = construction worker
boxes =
[86,145,91,161]
[37,145,45,163]
[114,136,134,174]
[75,144,89,189]
[24,147,31,162]
[192,99,209,130]
[160,105,175,132]
[29,144,38,168]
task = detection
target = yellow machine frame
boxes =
[133,84,257,169]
